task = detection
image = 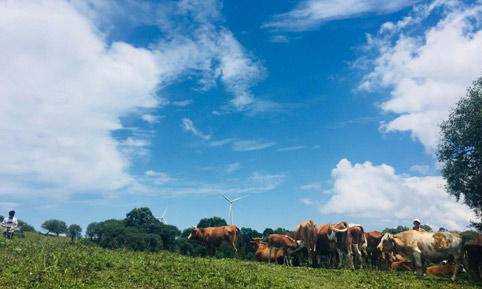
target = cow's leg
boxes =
[268,247,272,263]
[336,249,344,268]
[451,254,462,281]
[412,251,423,276]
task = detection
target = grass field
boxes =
[0,233,480,289]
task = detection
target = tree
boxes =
[18,220,35,233]
[67,224,82,242]
[86,222,101,240]
[438,77,482,230]
[41,219,67,236]
[125,207,158,228]
[382,225,409,234]
[197,217,227,228]
[420,224,433,232]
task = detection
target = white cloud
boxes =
[409,164,431,175]
[0,0,162,196]
[277,146,305,152]
[320,159,475,230]
[360,1,482,151]
[0,0,268,200]
[300,182,322,191]
[141,114,162,124]
[226,162,241,173]
[137,171,285,196]
[269,35,289,43]
[181,118,211,140]
[172,99,193,107]
[144,170,173,185]
[231,140,276,152]
[263,0,417,31]
[300,198,316,206]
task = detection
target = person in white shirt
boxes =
[1,210,18,230]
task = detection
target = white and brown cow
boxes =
[378,230,464,280]
[316,221,352,268]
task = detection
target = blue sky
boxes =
[1,0,480,232]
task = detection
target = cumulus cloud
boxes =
[0,0,268,200]
[263,0,417,31]
[320,159,475,230]
[360,1,482,151]
[0,0,162,196]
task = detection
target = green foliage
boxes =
[382,225,409,234]
[18,220,35,233]
[86,208,181,253]
[197,216,227,228]
[0,233,480,289]
[461,230,480,243]
[41,219,67,236]
[438,76,482,228]
[237,227,262,260]
[420,224,433,232]
[67,224,82,241]
[263,227,292,239]
[125,207,158,228]
[86,222,101,240]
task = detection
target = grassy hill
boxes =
[0,233,479,289]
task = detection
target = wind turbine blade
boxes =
[231,195,249,202]
[221,194,232,203]
[162,207,168,218]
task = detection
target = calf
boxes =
[267,234,299,264]
[378,230,464,280]
[188,225,240,255]
[363,231,383,268]
[251,238,284,264]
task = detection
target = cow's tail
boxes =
[234,226,241,243]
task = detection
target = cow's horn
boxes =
[330,226,348,233]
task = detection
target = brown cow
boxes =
[294,220,318,266]
[348,224,366,269]
[363,231,383,268]
[251,238,284,264]
[316,221,352,268]
[267,234,299,264]
[188,225,240,255]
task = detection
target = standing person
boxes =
[412,219,424,231]
[1,210,18,239]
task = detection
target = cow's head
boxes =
[377,233,395,255]
[250,237,265,248]
[188,227,202,241]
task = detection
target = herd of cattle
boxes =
[187,220,482,281]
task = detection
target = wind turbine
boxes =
[222,194,248,225]
[159,207,168,224]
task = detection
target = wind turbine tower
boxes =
[160,207,168,224]
[222,194,248,225]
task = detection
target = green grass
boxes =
[0,233,480,289]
